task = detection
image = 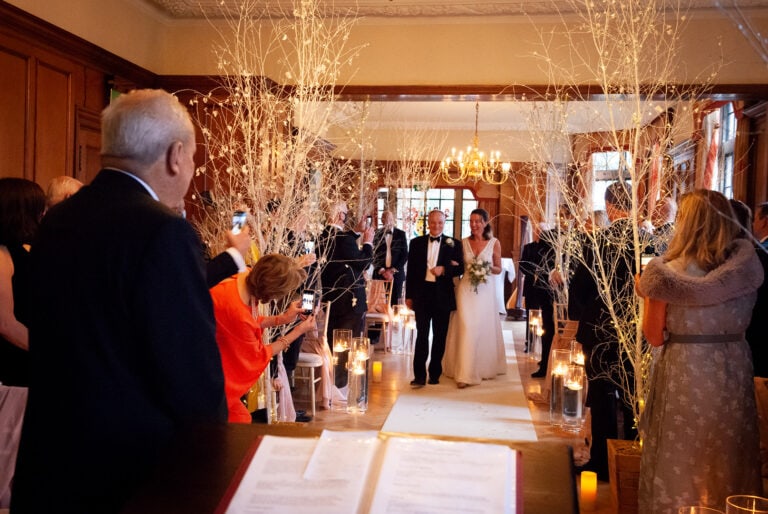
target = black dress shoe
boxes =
[295,412,313,422]
[428,378,439,385]
[531,369,546,378]
[410,379,425,389]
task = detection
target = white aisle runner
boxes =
[381,322,538,441]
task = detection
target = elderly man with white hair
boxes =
[12,89,227,513]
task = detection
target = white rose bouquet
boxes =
[468,257,491,294]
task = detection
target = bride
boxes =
[443,208,507,388]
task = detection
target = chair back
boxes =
[367,280,393,314]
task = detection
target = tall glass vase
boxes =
[562,364,586,433]
[549,349,571,426]
[347,336,370,413]
[331,329,352,411]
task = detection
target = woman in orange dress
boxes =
[211,253,316,423]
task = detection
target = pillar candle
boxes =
[580,471,597,511]
[372,361,383,383]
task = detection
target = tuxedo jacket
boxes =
[372,227,408,298]
[207,251,240,288]
[317,225,373,314]
[13,169,227,513]
[405,234,464,313]
[519,238,555,310]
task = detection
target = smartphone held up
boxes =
[231,211,247,235]
[301,290,316,315]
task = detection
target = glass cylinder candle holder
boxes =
[347,336,370,413]
[725,495,768,513]
[531,326,543,362]
[331,329,352,411]
[550,349,572,426]
[562,364,585,433]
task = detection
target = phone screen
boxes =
[301,290,315,314]
[232,211,247,235]
[303,240,315,254]
[365,215,373,229]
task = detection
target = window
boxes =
[590,150,633,211]
[459,189,478,238]
[719,102,736,198]
[381,186,476,241]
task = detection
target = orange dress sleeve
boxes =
[210,278,274,423]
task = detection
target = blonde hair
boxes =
[246,254,307,302]
[664,189,738,271]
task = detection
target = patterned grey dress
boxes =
[638,239,764,513]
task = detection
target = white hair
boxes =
[100,89,194,167]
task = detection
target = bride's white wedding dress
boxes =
[443,237,508,385]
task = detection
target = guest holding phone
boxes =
[210,253,316,423]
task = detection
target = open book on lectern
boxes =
[221,430,521,514]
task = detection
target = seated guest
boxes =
[210,253,316,423]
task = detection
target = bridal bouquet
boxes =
[468,257,491,293]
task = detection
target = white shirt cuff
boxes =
[225,247,247,272]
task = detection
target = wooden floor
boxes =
[291,319,616,513]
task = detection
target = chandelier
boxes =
[440,102,511,186]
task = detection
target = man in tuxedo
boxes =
[405,209,464,387]
[317,201,374,386]
[12,89,227,513]
[748,202,768,376]
[753,202,768,250]
[568,181,638,481]
[372,210,408,304]
[519,224,555,368]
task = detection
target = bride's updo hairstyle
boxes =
[664,189,738,272]
[470,208,492,240]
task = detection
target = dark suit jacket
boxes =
[568,219,637,382]
[207,250,239,288]
[405,234,464,313]
[13,170,227,514]
[519,238,555,310]
[317,226,373,314]
[747,247,768,376]
[372,227,408,299]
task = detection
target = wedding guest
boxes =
[12,89,227,514]
[637,189,763,513]
[405,209,464,387]
[519,222,554,356]
[0,178,45,386]
[210,254,315,423]
[317,201,374,387]
[372,210,408,304]
[754,202,768,250]
[650,197,677,255]
[443,208,506,388]
[45,175,83,209]
[735,199,768,377]
[568,181,638,481]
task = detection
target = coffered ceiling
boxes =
[143,0,768,19]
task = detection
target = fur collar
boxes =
[638,239,763,306]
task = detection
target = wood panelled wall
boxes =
[2,1,767,242]
[0,2,155,189]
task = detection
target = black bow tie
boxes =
[385,230,393,235]
[429,236,441,243]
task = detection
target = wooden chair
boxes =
[364,279,393,351]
